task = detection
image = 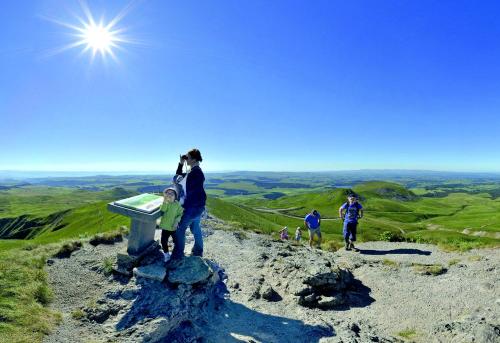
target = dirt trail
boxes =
[44,218,500,343]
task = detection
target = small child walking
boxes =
[159,187,183,262]
[279,226,289,240]
[295,226,302,242]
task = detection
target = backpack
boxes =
[343,202,360,221]
[172,175,186,205]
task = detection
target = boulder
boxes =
[167,256,214,285]
[261,285,282,302]
[133,264,166,282]
[317,295,344,309]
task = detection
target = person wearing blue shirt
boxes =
[304,210,321,248]
[339,194,364,251]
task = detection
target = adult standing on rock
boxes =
[304,209,322,248]
[171,148,207,260]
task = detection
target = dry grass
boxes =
[412,263,446,276]
[53,241,82,258]
[468,255,483,262]
[382,259,400,269]
[89,230,123,246]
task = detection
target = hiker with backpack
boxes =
[339,194,364,251]
[170,148,207,260]
[304,209,322,248]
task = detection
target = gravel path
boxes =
[204,230,499,342]
[44,219,500,343]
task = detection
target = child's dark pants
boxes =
[161,230,175,253]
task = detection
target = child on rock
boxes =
[159,187,183,262]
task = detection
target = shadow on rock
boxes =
[336,279,374,311]
[189,300,335,343]
[112,256,228,342]
[359,248,431,256]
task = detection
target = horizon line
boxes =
[1,168,500,177]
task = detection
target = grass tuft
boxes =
[323,240,343,252]
[448,258,461,266]
[89,230,123,246]
[398,328,417,339]
[468,255,483,262]
[379,231,405,242]
[382,259,400,269]
[102,257,114,276]
[53,241,82,258]
[412,263,446,276]
[71,309,85,320]
[34,283,53,305]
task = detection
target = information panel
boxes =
[113,193,163,213]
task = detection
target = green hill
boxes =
[232,181,500,250]
[0,187,135,240]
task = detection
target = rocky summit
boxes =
[44,218,500,343]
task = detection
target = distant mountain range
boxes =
[2,169,500,182]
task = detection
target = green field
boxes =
[1,173,500,342]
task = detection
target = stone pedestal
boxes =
[107,202,162,255]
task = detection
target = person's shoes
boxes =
[163,252,171,262]
[345,243,351,251]
[350,242,359,252]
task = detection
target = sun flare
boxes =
[83,24,114,53]
[44,1,135,61]
[79,22,120,57]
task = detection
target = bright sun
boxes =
[45,1,134,61]
[81,23,118,57]
[84,24,113,52]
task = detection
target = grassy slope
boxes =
[0,193,131,342]
[1,180,499,342]
[234,181,500,249]
[0,187,134,219]
[0,244,62,342]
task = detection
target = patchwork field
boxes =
[1,171,499,342]
[1,172,499,250]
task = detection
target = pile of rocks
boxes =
[244,240,360,310]
[78,255,227,343]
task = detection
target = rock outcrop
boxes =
[79,255,227,343]
[245,240,363,310]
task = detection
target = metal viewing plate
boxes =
[113,193,163,213]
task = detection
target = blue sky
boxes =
[1,0,499,173]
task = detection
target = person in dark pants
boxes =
[339,194,364,251]
[158,187,183,262]
[171,148,207,260]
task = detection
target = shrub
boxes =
[102,257,114,276]
[34,283,53,305]
[89,231,123,246]
[407,234,426,244]
[53,241,82,258]
[379,231,405,242]
[71,309,85,320]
